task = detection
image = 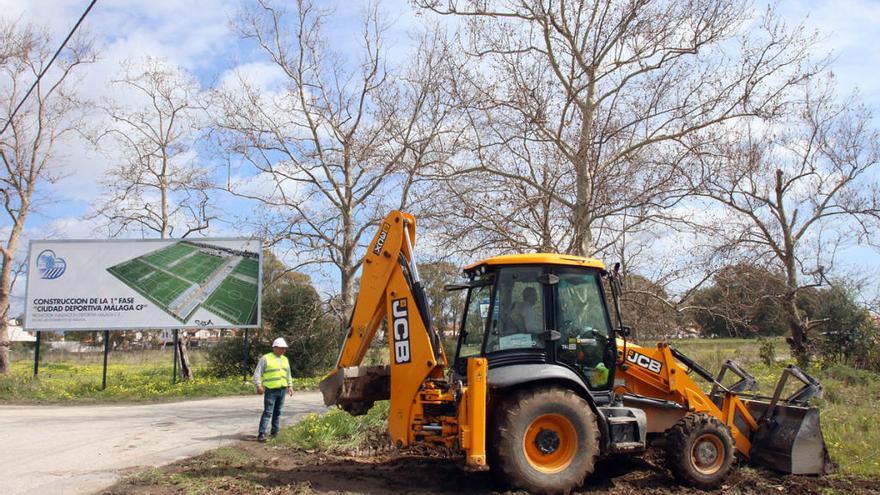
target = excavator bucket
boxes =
[744,366,831,475]
[319,369,344,406]
[746,400,829,474]
[319,365,391,415]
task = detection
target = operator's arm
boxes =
[253,355,267,393]
[286,360,294,396]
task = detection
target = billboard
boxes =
[24,238,262,330]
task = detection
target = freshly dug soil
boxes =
[106,439,880,495]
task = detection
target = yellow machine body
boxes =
[320,210,828,487]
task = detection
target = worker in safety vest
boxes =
[253,337,294,442]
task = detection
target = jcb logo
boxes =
[392,298,411,364]
[373,223,390,255]
[626,350,662,374]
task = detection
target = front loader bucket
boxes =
[745,399,831,474]
[319,369,344,406]
[319,365,391,415]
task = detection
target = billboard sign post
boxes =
[102,330,110,390]
[24,238,262,331]
[172,329,179,385]
[24,238,262,388]
[33,331,41,378]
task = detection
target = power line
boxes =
[0,0,98,137]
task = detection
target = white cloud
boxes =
[781,0,880,101]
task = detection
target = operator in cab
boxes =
[512,286,542,332]
[253,337,294,442]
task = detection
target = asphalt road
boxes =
[0,391,326,495]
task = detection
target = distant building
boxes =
[5,319,36,342]
[50,341,101,353]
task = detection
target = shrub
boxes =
[208,252,345,378]
[274,400,389,451]
[812,285,880,371]
[758,338,776,367]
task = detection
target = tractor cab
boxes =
[452,254,620,395]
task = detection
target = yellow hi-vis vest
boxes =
[262,353,290,389]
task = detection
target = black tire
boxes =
[492,387,599,495]
[665,413,735,490]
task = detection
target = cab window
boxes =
[485,267,546,353]
[458,284,491,358]
[556,268,613,388]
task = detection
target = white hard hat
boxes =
[272,337,288,348]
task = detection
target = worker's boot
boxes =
[257,433,267,443]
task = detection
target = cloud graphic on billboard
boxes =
[37,250,67,279]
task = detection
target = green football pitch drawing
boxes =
[107,241,259,325]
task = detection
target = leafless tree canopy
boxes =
[693,75,880,361]
[210,0,456,316]
[417,0,821,260]
[0,20,94,373]
[90,57,214,239]
[88,57,213,381]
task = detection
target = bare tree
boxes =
[90,57,212,380]
[693,75,880,364]
[91,57,213,239]
[417,0,821,259]
[0,20,93,374]
[211,0,456,318]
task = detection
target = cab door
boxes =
[551,267,616,390]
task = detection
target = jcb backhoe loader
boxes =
[320,210,829,494]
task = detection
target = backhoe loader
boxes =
[320,210,829,494]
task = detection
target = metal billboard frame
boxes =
[23,237,264,331]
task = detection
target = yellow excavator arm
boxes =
[319,210,487,468]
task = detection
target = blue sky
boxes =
[3,0,880,314]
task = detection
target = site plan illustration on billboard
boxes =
[107,241,259,325]
[24,238,261,330]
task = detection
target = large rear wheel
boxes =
[492,388,599,494]
[665,413,735,490]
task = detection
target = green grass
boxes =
[0,350,319,403]
[273,400,389,451]
[108,259,193,307]
[172,252,225,284]
[233,258,259,279]
[124,446,268,494]
[143,243,197,266]
[203,277,258,325]
[108,258,154,282]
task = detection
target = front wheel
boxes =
[665,413,735,490]
[492,387,599,494]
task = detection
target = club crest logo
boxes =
[36,249,67,279]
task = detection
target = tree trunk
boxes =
[784,294,810,367]
[571,86,596,257]
[340,196,356,321]
[775,170,810,366]
[0,218,25,375]
[0,321,8,375]
[340,267,356,323]
[160,214,193,381]
[177,331,193,380]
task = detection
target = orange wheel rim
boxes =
[523,413,578,474]
[691,433,724,475]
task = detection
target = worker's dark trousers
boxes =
[259,387,286,435]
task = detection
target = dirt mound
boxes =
[108,441,880,495]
